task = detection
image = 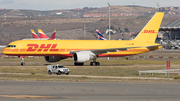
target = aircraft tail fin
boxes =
[133,12,164,43]
[96,29,107,40]
[31,29,39,39]
[49,29,56,40]
[37,29,49,38]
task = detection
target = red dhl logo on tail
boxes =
[142,30,157,33]
[27,44,59,52]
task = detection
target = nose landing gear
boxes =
[20,56,26,66]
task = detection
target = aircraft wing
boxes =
[70,47,139,55]
[90,47,136,55]
[70,44,172,55]
[93,44,172,54]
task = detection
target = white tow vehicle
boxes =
[47,65,70,75]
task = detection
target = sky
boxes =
[0,0,180,10]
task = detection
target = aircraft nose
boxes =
[2,48,8,55]
[2,48,6,54]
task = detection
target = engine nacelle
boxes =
[45,56,64,62]
[73,52,94,62]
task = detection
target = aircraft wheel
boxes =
[74,62,77,66]
[97,62,100,66]
[95,62,98,66]
[90,62,93,66]
[74,62,84,66]
[48,71,52,75]
[95,62,100,66]
[81,63,84,66]
[21,62,26,66]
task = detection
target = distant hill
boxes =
[87,5,156,13]
[0,5,180,45]
[0,5,156,18]
[1,6,180,18]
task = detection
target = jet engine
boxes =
[73,52,94,62]
[45,56,65,62]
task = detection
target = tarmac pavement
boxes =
[0,80,180,101]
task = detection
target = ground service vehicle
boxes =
[47,65,70,75]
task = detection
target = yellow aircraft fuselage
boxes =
[2,39,160,57]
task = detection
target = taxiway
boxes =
[0,80,180,101]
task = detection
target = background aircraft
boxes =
[37,29,49,39]
[31,29,40,39]
[31,29,56,40]
[96,30,107,40]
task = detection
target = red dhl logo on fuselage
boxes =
[27,44,59,52]
[141,30,157,33]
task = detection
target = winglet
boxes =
[133,12,164,43]
[96,29,107,40]
[31,29,39,39]
[37,29,48,38]
[49,29,56,40]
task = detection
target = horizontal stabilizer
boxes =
[147,44,172,49]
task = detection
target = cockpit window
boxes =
[7,45,16,48]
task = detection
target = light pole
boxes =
[108,2,110,40]
[157,2,159,12]
[4,13,6,21]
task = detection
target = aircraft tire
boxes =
[95,62,100,66]
[97,62,100,66]
[21,62,26,66]
[48,71,52,75]
[81,63,84,66]
[90,62,93,66]
[74,62,84,66]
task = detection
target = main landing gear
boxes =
[20,56,26,66]
[74,62,84,66]
[74,59,100,66]
[90,62,100,66]
[90,59,100,66]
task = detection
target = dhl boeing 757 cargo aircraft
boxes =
[2,12,167,66]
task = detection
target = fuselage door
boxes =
[18,43,22,52]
